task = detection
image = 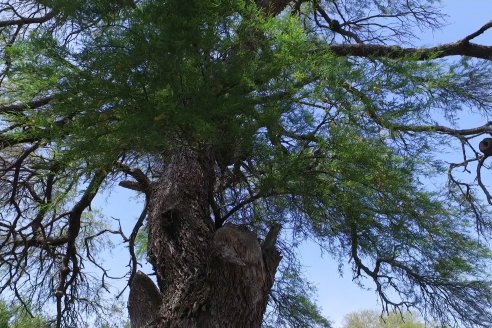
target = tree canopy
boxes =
[342,309,435,328]
[0,300,48,328]
[1,0,492,327]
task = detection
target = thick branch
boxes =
[328,41,492,61]
[463,21,492,43]
[116,163,151,195]
[255,0,291,16]
[119,180,145,192]
[0,96,55,114]
[0,11,56,28]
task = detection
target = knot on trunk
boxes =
[212,224,263,266]
[203,224,281,327]
[480,137,492,156]
[128,271,162,328]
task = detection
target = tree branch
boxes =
[255,0,291,16]
[315,4,362,44]
[116,163,151,195]
[344,82,492,137]
[0,11,56,28]
[463,20,492,43]
[55,170,107,328]
[0,96,55,114]
[327,39,492,61]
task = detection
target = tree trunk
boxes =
[128,145,281,328]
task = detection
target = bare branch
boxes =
[116,163,151,195]
[463,21,492,43]
[327,41,492,61]
[55,170,107,328]
[0,10,56,28]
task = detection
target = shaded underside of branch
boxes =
[328,41,492,61]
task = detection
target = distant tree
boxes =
[342,310,432,328]
[1,1,492,328]
[0,300,48,328]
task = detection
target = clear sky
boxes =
[91,2,492,327]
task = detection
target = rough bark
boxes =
[128,145,281,328]
[128,271,163,328]
[328,40,492,61]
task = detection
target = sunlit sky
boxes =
[92,2,492,327]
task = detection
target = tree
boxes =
[1,0,492,327]
[0,300,48,328]
[342,310,432,328]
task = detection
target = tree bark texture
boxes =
[128,146,281,328]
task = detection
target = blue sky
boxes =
[92,2,492,327]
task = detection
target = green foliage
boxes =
[6,0,338,166]
[0,300,48,328]
[342,309,444,328]
[2,0,492,327]
[264,264,332,328]
[134,226,148,260]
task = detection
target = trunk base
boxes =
[128,147,281,328]
[129,224,281,328]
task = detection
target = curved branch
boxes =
[116,163,151,195]
[344,82,492,137]
[476,156,492,205]
[218,193,264,226]
[55,170,107,328]
[463,21,492,43]
[128,200,149,288]
[315,4,362,44]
